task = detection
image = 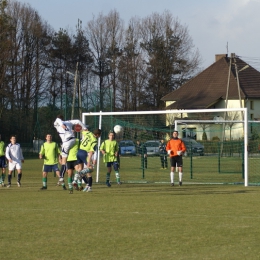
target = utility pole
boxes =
[221,53,232,153]
[233,54,244,120]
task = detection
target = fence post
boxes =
[218,142,221,173]
[190,143,193,179]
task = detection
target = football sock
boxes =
[165,157,168,168]
[68,177,72,189]
[106,173,111,182]
[42,177,47,187]
[60,164,66,178]
[87,176,93,187]
[77,179,82,188]
[115,172,120,183]
[17,173,22,183]
[8,174,11,184]
[179,172,183,182]
[82,176,88,185]
[170,172,174,183]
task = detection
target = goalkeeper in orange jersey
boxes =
[166,130,186,186]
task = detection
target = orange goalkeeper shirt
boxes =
[166,138,186,157]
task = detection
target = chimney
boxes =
[215,54,227,62]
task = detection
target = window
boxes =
[250,101,254,110]
[182,128,196,139]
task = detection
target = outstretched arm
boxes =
[69,119,88,130]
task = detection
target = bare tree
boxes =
[86,12,111,111]
[117,17,147,111]
[197,113,213,140]
[225,111,240,141]
[105,10,124,111]
[2,0,52,140]
[139,11,201,109]
[0,0,13,120]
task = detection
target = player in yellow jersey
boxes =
[39,134,66,190]
[66,138,80,194]
[0,134,6,187]
[76,129,101,192]
[100,131,121,187]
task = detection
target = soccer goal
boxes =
[82,108,250,186]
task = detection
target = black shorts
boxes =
[67,160,78,170]
[170,156,183,167]
[107,161,119,171]
[0,156,6,168]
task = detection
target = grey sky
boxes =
[18,0,260,70]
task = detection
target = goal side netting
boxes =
[82,108,251,186]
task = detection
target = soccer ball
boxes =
[114,125,123,134]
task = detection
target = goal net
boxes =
[82,108,251,186]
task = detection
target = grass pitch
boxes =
[0,159,260,260]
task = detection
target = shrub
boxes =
[212,136,220,141]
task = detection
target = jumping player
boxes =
[53,114,87,184]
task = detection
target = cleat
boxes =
[87,187,92,192]
[117,182,122,185]
[1,183,6,187]
[78,186,83,191]
[62,185,67,190]
[39,186,47,190]
[179,181,182,186]
[17,182,21,187]
[69,189,73,194]
[106,181,111,187]
[7,184,11,188]
[83,186,90,192]
[171,183,174,186]
[57,178,64,186]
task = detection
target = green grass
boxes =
[102,155,259,184]
[1,159,260,259]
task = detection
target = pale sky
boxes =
[18,0,260,70]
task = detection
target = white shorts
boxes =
[9,161,22,171]
[61,138,76,158]
[92,151,97,161]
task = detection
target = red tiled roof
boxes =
[161,55,260,109]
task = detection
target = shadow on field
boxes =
[93,183,258,196]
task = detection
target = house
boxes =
[161,54,260,140]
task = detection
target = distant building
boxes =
[161,54,260,140]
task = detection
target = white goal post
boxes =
[82,108,248,187]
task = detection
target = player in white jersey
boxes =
[53,114,87,183]
[5,135,24,188]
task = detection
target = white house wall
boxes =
[168,99,246,140]
[166,98,259,140]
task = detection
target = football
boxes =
[114,125,123,134]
